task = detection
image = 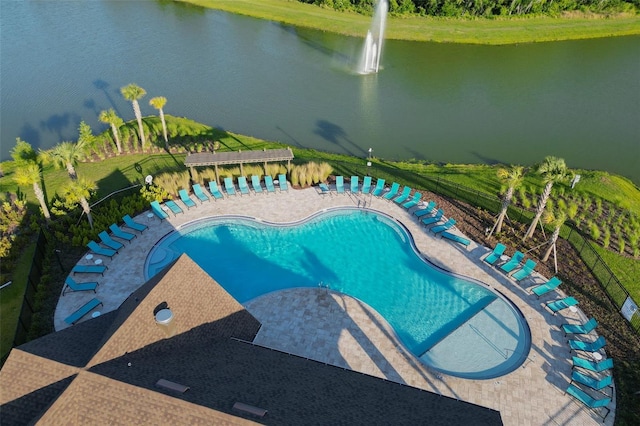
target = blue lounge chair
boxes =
[421,209,444,226]
[430,218,456,233]
[571,370,613,392]
[530,276,562,298]
[336,176,345,194]
[414,201,436,217]
[87,240,117,258]
[382,182,400,200]
[546,296,579,314]
[512,259,537,281]
[361,176,372,194]
[109,224,136,242]
[63,276,98,296]
[441,231,471,247]
[123,214,148,233]
[65,298,103,325]
[251,175,263,194]
[224,177,237,196]
[238,176,250,195]
[150,201,169,220]
[351,176,359,193]
[402,192,422,209]
[264,176,276,193]
[372,178,386,196]
[563,318,598,336]
[278,174,288,191]
[483,243,506,265]
[318,183,330,195]
[500,251,524,273]
[178,189,196,209]
[192,183,210,203]
[572,356,613,373]
[208,181,224,200]
[164,200,184,216]
[72,264,107,276]
[565,384,611,420]
[393,186,412,204]
[98,231,124,251]
[569,336,606,353]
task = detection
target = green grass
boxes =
[0,242,35,361]
[593,243,640,300]
[181,0,640,44]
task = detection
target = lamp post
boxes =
[367,148,372,175]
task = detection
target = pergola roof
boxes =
[184,148,294,168]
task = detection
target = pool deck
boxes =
[55,186,615,425]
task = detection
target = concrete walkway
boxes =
[55,185,615,425]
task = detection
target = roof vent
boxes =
[155,308,175,337]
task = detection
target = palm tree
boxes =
[10,138,38,165]
[13,163,51,222]
[120,83,147,149]
[541,208,567,263]
[523,156,571,241]
[60,178,97,229]
[489,165,524,237]
[42,141,86,180]
[149,96,169,150]
[99,108,124,154]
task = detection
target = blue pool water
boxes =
[145,208,531,379]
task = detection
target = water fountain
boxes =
[357,0,388,74]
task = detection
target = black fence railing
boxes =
[12,230,48,347]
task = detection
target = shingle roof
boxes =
[36,371,257,425]
[86,255,260,369]
[0,254,502,425]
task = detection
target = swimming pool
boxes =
[145,208,531,379]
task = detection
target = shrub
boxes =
[603,228,611,249]
[589,221,601,241]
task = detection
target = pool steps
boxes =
[415,294,498,357]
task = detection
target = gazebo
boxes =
[183,148,294,183]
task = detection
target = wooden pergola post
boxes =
[214,164,219,184]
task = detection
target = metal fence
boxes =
[422,173,640,332]
[12,230,48,347]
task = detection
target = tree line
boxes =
[299,0,638,18]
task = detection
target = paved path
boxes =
[55,185,615,425]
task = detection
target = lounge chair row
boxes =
[321,177,471,247]
[85,216,148,259]
[149,175,290,221]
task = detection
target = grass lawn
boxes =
[0,242,35,361]
[181,0,640,44]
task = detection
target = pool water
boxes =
[146,208,531,379]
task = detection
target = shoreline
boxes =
[179,0,640,45]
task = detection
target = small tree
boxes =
[489,165,524,237]
[54,178,97,229]
[149,96,169,150]
[99,108,124,154]
[13,163,51,222]
[541,208,567,262]
[524,156,571,241]
[121,83,147,149]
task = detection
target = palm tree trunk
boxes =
[132,100,146,149]
[66,162,77,180]
[33,182,51,221]
[110,123,123,154]
[490,186,513,237]
[80,196,93,229]
[159,108,169,149]
[524,181,553,240]
[542,225,561,261]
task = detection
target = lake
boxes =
[1,0,638,183]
